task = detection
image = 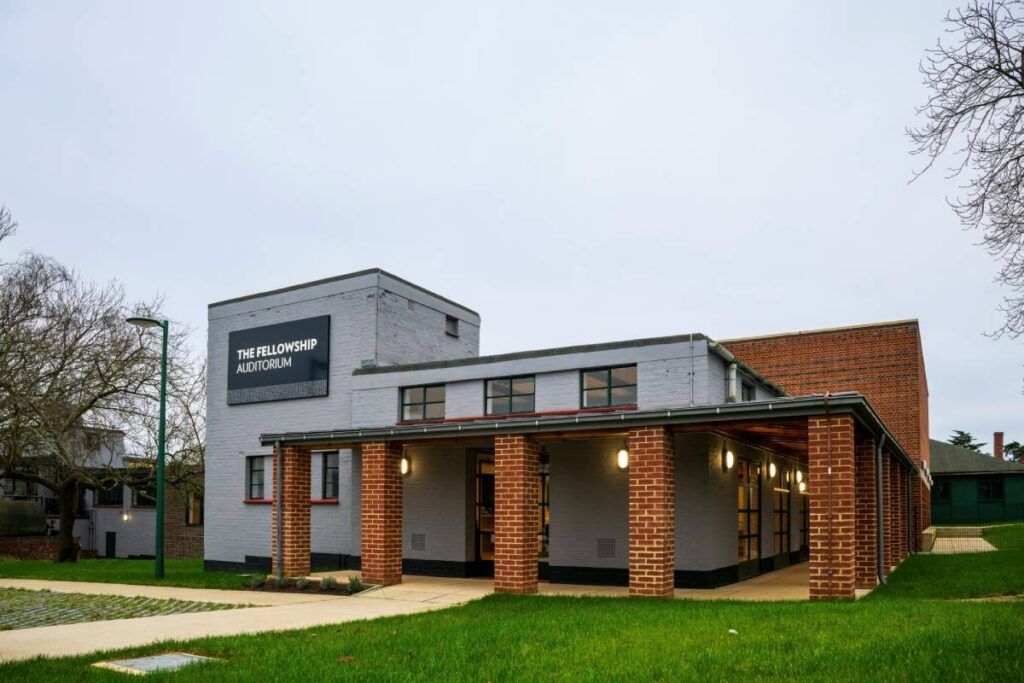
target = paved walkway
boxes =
[930,537,997,554]
[315,562,811,602]
[0,581,443,663]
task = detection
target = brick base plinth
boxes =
[628,426,675,597]
[271,445,311,577]
[494,435,540,594]
[361,441,403,587]
[808,415,856,600]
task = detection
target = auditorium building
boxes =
[204,269,930,600]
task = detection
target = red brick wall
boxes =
[884,456,896,572]
[854,435,878,590]
[360,441,403,586]
[271,444,311,577]
[808,415,856,600]
[165,484,203,560]
[724,321,930,467]
[493,435,540,594]
[627,427,675,597]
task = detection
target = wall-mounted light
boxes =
[400,457,411,476]
[616,448,629,470]
[723,449,735,471]
[796,470,803,484]
[798,481,807,493]
[769,462,777,479]
[121,510,130,522]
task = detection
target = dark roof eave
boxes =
[259,393,918,471]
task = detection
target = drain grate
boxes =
[93,652,217,675]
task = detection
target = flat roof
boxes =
[258,392,918,471]
[719,319,919,344]
[354,333,710,375]
[207,267,479,316]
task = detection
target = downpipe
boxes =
[875,433,886,584]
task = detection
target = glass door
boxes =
[737,459,761,579]
[475,457,495,564]
[773,465,792,567]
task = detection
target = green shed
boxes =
[930,439,1024,525]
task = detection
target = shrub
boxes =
[296,578,310,590]
[319,576,338,592]
[347,575,364,594]
[274,576,292,589]
[245,574,266,590]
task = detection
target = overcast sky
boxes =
[0,2,1018,448]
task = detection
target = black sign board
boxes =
[227,315,330,405]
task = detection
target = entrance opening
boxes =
[737,459,761,579]
[774,464,792,568]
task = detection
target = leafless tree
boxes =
[0,251,202,561]
[0,205,15,245]
[911,1,1024,342]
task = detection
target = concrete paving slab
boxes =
[0,592,444,663]
[930,538,997,554]
[0,579,337,606]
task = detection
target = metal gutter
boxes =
[258,392,918,471]
[706,340,788,397]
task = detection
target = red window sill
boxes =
[244,498,272,505]
[311,499,339,505]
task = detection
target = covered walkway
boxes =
[315,562,811,602]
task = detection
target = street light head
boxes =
[127,317,164,329]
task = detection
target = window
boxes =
[186,491,203,526]
[978,476,1004,502]
[96,483,124,506]
[322,452,339,499]
[580,365,637,408]
[773,465,791,556]
[932,479,950,502]
[132,485,156,507]
[741,382,756,402]
[485,376,535,415]
[445,315,459,337]
[401,385,446,421]
[247,456,266,499]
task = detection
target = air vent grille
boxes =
[411,533,426,551]
[597,538,616,558]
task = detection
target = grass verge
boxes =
[868,549,1024,599]
[0,559,248,590]
[983,523,1024,550]
[0,595,1022,681]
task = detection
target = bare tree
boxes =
[0,205,15,245]
[0,252,198,561]
[911,1,1024,340]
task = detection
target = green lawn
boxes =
[0,559,250,590]
[0,595,1021,681]
[983,523,1024,550]
[869,549,1024,600]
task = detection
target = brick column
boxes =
[360,441,403,587]
[808,415,856,600]
[854,434,878,590]
[628,426,675,598]
[494,434,540,594]
[884,456,896,573]
[271,444,311,577]
[897,467,908,560]
[913,474,930,550]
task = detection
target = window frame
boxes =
[400,384,446,422]
[741,381,756,402]
[579,365,638,409]
[978,475,1004,502]
[484,375,536,416]
[247,455,266,500]
[185,490,204,526]
[95,482,124,506]
[322,451,340,499]
[131,484,156,508]
[931,479,951,503]
[445,315,460,338]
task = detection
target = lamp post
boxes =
[127,316,168,579]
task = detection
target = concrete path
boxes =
[930,537,997,554]
[0,581,446,663]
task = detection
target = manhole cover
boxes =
[92,652,217,675]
